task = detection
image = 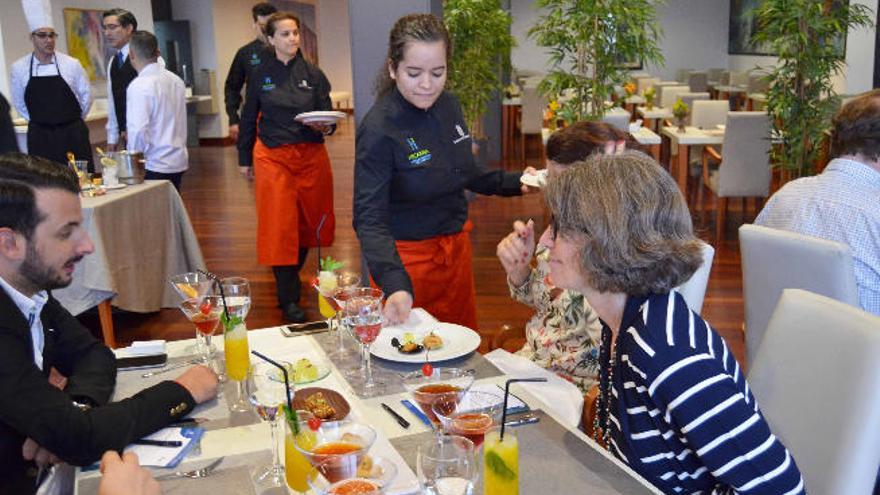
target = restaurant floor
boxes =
[77,117,751,368]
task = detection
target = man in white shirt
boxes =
[10,0,92,170]
[126,30,188,190]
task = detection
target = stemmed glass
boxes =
[401,368,475,429]
[417,435,478,495]
[433,391,505,448]
[170,272,216,354]
[250,360,293,488]
[178,295,223,367]
[221,277,251,413]
[341,287,384,397]
[314,271,362,357]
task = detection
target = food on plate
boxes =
[304,391,336,419]
[391,334,424,354]
[422,332,443,350]
[294,358,319,382]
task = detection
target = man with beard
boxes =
[0,153,218,494]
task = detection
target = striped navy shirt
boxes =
[603,292,804,494]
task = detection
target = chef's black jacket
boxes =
[354,88,523,298]
[224,39,271,126]
[238,50,333,167]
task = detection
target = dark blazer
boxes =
[0,288,196,494]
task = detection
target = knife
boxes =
[504,414,540,427]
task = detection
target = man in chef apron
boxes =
[10,0,93,171]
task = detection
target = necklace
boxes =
[592,326,615,449]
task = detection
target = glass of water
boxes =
[417,434,478,495]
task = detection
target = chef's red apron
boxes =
[394,220,478,330]
[253,138,335,265]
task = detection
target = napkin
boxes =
[484,349,584,428]
[123,427,204,468]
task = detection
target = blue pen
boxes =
[400,399,431,426]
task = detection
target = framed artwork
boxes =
[270,0,319,64]
[63,8,114,82]
[729,0,848,56]
[728,0,774,55]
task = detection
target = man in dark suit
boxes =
[102,8,139,151]
[0,153,218,494]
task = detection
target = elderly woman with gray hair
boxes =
[540,151,804,494]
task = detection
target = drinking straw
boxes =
[197,269,231,322]
[315,213,328,271]
[500,377,547,441]
[251,350,300,435]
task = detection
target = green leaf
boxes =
[485,450,517,481]
[220,312,243,333]
[319,256,344,272]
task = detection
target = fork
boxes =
[155,456,224,481]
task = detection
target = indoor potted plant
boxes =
[528,0,664,123]
[672,98,689,132]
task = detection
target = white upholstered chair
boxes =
[519,86,546,164]
[699,112,771,240]
[660,86,690,110]
[739,224,860,365]
[748,289,880,495]
[687,71,708,93]
[690,100,730,129]
[674,241,715,313]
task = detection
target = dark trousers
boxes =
[272,247,309,306]
[144,170,184,191]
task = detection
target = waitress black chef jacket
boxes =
[237,50,332,167]
[353,87,523,297]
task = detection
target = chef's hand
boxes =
[228,124,240,142]
[496,219,535,287]
[384,291,413,326]
[520,166,540,194]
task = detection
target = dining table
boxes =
[53,180,206,347]
[660,125,725,200]
[74,321,662,494]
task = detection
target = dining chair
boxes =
[687,71,708,93]
[519,86,547,165]
[674,241,715,313]
[637,77,659,95]
[729,70,749,87]
[675,68,693,83]
[699,111,771,240]
[690,100,730,129]
[679,92,710,124]
[706,68,725,84]
[738,224,859,366]
[660,85,690,110]
[601,111,631,132]
[748,289,880,495]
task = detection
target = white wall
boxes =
[317,0,353,96]
[0,0,154,101]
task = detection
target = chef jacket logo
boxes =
[406,137,432,166]
[261,76,275,91]
[250,53,261,65]
[452,124,471,144]
[298,79,313,90]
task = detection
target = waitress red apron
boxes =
[253,138,335,265]
[394,220,478,330]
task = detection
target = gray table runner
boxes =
[390,410,657,495]
[310,331,502,399]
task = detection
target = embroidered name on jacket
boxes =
[406,137,432,166]
[261,76,275,91]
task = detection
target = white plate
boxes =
[519,169,548,188]
[294,111,347,124]
[371,322,481,363]
[104,183,127,190]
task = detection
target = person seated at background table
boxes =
[540,150,804,494]
[496,122,642,393]
[0,153,218,494]
[756,89,879,316]
[126,30,189,191]
[354,13,532,329]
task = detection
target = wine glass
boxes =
[250,361,294,488]
[293,419,377,483]
[314,271,362,358]
[170,272,216,354]
[330,272,362,356]
[433,391,505,448]
[401,368,475,428]
[221,277,251,413]
[417,435,478,495]
[341,287,384,397]
[178,295,223,366]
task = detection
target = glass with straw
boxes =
[221,277,251,412]
[484,378,546,495]
[250,350,299,489]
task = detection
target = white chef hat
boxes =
[23,0,54,33]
